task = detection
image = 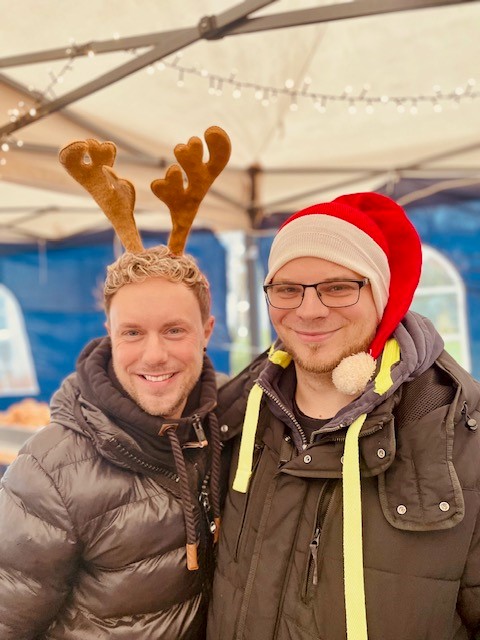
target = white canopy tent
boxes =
[0,0,479,243]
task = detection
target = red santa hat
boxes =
[265,192,422,394]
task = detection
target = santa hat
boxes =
[265,192,422,394]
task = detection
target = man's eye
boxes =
[167,327,184,335]
[323,282,355,294]
[276,285,301,296]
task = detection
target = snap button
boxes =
[439,501,450,512]
[397,504,407,515]
[377,448,386,459]
[467,418,478,431]
[220,424,229,433]
[304,454,312,464]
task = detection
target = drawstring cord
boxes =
[342,338,400,639]
[343,413,368,639]
[163,409,223,570]
[233,345,291,493]
[233,383,264,493]
[208,411,222,543]
[165,427,199,571]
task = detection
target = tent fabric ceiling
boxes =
[0,0,479,242]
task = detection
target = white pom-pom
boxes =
[331,352,376,396]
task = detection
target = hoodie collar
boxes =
[75,336,218,472]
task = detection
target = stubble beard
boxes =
[282,330,376,375]
[113,363,200,419]
[134,384,191,418]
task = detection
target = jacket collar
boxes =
[258,311,445,438]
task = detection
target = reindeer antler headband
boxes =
[59,126,231,254]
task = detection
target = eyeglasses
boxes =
[263,278,369,310]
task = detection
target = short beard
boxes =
[135,391,188,418]
[130,375,196,418]
[113,363,199,419]
[283,330,376,376]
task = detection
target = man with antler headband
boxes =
[0,127,230,640]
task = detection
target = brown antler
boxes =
[151,126,231,255]
[59,139,143,253]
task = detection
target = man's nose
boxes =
[296,286,330,318]
[143,334,169,365]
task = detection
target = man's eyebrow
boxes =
[117,321,142,329]
[119,319,193,329]
[162,319,193,329]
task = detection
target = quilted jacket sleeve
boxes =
[0,451,81,639]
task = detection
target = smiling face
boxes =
[106,277,214,418]
[268,256,378,375]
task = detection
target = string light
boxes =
[1,44,78,153]
[149,57,479,114]
[2,37,479,160]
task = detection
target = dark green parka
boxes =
[208,313,480,640]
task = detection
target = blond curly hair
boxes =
[104,246,211,321]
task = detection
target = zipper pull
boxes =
[193,415,208,446]
[309,528,321,586]
[183,415,209,448]
[200,490,217,536]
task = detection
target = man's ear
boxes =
[105,320,111,337]
[203,315,215,345]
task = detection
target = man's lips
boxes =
[292,328,338,342]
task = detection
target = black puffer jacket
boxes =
[0,337,222,640]
[209,313,480,640]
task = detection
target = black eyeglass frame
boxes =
[263,278,370,310]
